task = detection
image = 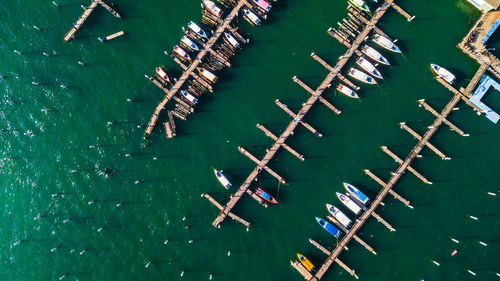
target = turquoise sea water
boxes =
[0,0,499,280]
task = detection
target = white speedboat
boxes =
[243,8,261,26]
[173,45,192,62]
[337,83,359,99]
[213,168,232,189]
[356,57,383,79]
[180,36,199,52]
[362,45,390,65]
[336,192,362,215]
[181,90,198,105]
[348,68,377,84]
[343,182,369,205]
[326,204,352,228]
[430,64,456,84]
[372,34,401,53]
[188,21,208,39]
[224,32,240,49]
[202,0,223,18]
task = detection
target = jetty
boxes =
[292,38,494,281]
[64,0,121,42]
[145,0,274,137]
[204,0,414,230]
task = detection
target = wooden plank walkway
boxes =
[209,0,407,230]
[399,122,449,160]
[64,0,100,42]
[145,0,248,134]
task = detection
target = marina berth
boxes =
[297,253,315,272]
[180,35,200,52]
[326,204,352,228]
[315,217,342,238]
[173,45,192,62]
[255,188,278,204]
[337,83,359,99]
[180,90,198,105]
[430,64,456,84]
[214,168,232,189]
[356,57,383,79]
[362,45,390,65]
[343,182,370,205]
[348,0,371,13]
[243,8,261,26]
[372,33,401,53]
[202,0,223,18]
[188,21,208,39]
[336,192,362,215]
[348,67,377,84]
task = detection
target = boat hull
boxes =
[356,57,383,79]
[326,203,352,228]
[336,192,362,215]
[343,182,369,205]
[256,188,278,204]
[337,84,359,99]
[214,169,232,189]
[372,34,401,53]
[315,217,341,238]
[430,64,456,84]
[362,45,390,65]
[297,253,314,272]
[348,68,377,84]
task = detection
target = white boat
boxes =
[430,64,456,84]
[180,36,199,52]
[348,68,377,84]
[155,67,170,82]
[202,0,223,18]
[336,192,362,215]
[224,32,240,49]
[356,57,383,79]
[181,90,198,105]
[336,83,359,99]
[326,203,352,228]
[243,8,261,26]
[213,168,232,189]
[173,45,192,62]
[348,0,371,13]
[361,45,390,65]
[188,21,208,39]
[198,68,218,84]
[372,34,401,53]
[343,182,370,205]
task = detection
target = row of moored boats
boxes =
[150,0,276,123]
[295,182,371,272]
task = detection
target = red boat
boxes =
[255,188,278,204]
[451,250,458,256]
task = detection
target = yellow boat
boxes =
[297,253,315,272]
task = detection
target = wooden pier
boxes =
[64,0,121,42]
[206,0,415,231]
[145,0,249,135]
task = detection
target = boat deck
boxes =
[470,74,500,123]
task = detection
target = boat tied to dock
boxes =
[337,83,359,99]
[372,34,401,53]
[315,217,342,238]
[188,21,208,39]
[362,45,390,65]
[173,45,192,62]
[348,0,371,14]
[326,204,352,228]
[202,0,223,18]
[343,182,370,205]
[430,64,456,84]
[243,8,261,26]
[255,188,278,204]
[155,67,171,83]
[336,192,362,215]
[356,57,383,79]
[297,253,315,272]
[180,35,200,52]
[348,67,377,84]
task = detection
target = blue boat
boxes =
[343,182,369,205]
[315,217,342,238]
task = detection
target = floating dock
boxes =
[64,0,121,42]
[205,0,414,232]
[99,30,124,42]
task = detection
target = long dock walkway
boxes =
[145,0,248,134]
[64,0,100,42]
[209,0,405,228]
